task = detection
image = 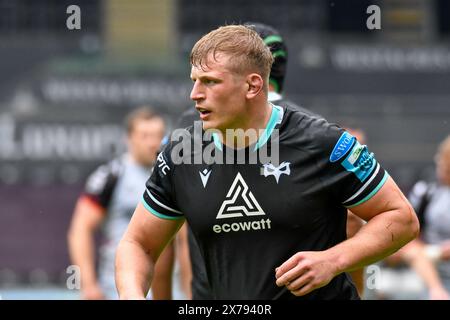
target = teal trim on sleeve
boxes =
[141,196,184,220]
[345,171,389,208]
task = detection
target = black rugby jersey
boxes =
[143,104,388,299]
[173,97,320,300]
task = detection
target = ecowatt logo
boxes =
[213,173,271,234]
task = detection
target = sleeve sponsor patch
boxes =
[340,141,377,182]
[329,131,355,162]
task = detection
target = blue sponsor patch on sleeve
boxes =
[341,141,377,182]
[329,132,355,162]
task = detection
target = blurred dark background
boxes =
[0,0,449,293]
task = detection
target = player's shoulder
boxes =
[279,104,344,152]
[159,121,208,170]
[85,155,125,194]
[275,98,321,118]
[98,155,125,176]
[164,121,202,149]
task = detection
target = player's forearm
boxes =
[407,245,445,291]
[67,227,98,288]
[151,242,174,300]
[328,207,419,274]
[115,238,154,300]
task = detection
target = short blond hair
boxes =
[190,25,274,85]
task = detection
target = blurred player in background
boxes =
[408,135,450,294]
[67,107,174,300]
[116,25,419,300]
[345,128,449,300]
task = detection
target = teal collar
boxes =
[212,104,284,152]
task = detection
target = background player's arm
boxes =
[399,239,449,300]
[176,224,193,299]
[115,202,184,299]
[276,176,419,296]
[67,196,106,300]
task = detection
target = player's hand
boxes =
[275,251,338,297]
[82,284,105,300]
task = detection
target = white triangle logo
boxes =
[199,168,212,188]
[216,172,265,219]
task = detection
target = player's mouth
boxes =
[196,107,212,120]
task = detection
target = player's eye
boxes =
[204,79,217,85]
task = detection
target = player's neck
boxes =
[220,101,273,149]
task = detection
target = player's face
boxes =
[190,53,249,132]
[128,118,165,166]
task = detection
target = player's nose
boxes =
[190,80,205,101]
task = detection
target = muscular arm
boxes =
[346,211,365,297]
[151,240,175,300]
[336,177,419,269]
[276,176,420,296]
[67,197,105,299]
[115,202,184,299]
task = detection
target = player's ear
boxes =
[245,73,263,99]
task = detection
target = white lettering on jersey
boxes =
[157,152,170,175]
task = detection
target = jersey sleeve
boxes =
[141,142,184,220]
[82,161,119,209]
[312,119,389,208]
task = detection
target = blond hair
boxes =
[190,25,274,85]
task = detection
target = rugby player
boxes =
[115,25,419,300]
[68,108,174,299]
[175,22,365,299]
